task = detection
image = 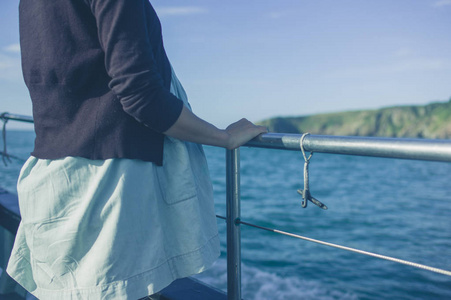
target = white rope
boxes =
[298,133,327,209]
[300,133,312,208]
[300,133,311,192]
[216,215,451,277]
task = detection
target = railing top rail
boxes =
[245,133,451,163]
[0,113,34,123]
[2,112,451,163]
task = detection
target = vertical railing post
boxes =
[226,148,241,300]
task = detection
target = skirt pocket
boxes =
[156,137,197,205]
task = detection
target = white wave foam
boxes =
[194,258,358,300]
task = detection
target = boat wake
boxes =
[194,257,358,300]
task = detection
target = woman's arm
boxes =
[88,0,266,147]
[164,106,267,149]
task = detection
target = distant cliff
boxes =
[258,99,451,139]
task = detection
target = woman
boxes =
[7,0,266,299]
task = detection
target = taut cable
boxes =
[216,215,451,277]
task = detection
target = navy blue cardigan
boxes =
[19,0,184,165]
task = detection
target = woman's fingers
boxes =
[225,119,267,149]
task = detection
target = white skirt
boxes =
[6,69,220,299]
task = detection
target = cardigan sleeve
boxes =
[87,0,183,133]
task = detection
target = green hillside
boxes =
[258,99,451,139]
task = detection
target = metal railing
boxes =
[3,113,451,299]
[0,113,34,165]
[225,133,451,300]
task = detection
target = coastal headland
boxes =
[258,99,451,139]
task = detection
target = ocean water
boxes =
[1,131,451,299]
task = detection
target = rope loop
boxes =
[1,112,11,166]
[0,112,9,121]
[300,132,313,163]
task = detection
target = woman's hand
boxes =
[164,106,267,149]
[224,118,267,149]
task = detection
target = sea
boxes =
[1,130,450,300]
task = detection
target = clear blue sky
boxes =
[1,0,451,129]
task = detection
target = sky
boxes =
[1,0,451,129]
